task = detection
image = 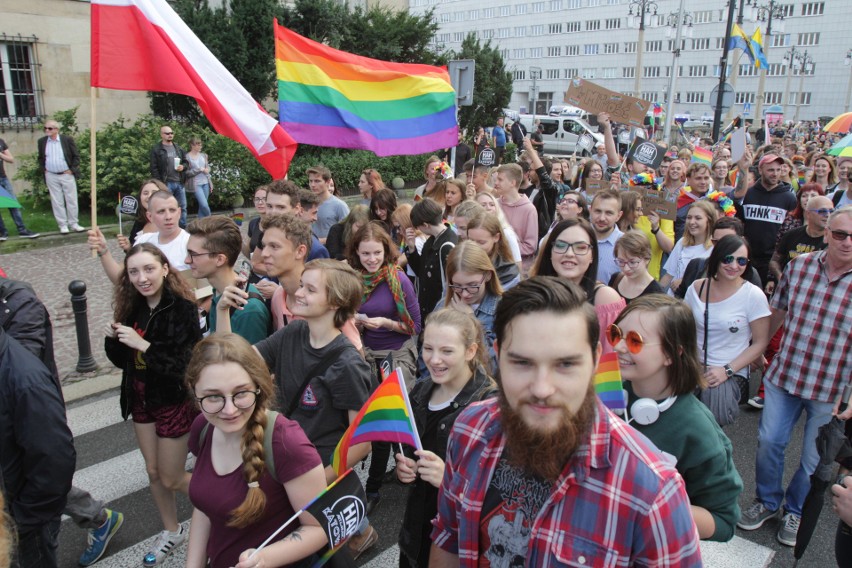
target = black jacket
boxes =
[105,287,202,418]
[37,134,81,179]
[0,277,59,384]
[405,225,458,322]
[521,166,558,239]
[0,329,75,533]
[398,366,495,566]
[149,142,188,183]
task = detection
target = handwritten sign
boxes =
[564,79,651,128]
[585,180,604,195]
[637,186,678,221]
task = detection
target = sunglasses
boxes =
[44,126,57,131]
[606,324,661,354]
[830,230,852,242]
[807,208,834,217]
[722,255,749,267]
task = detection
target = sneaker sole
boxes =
[80,514,124,566]
[737,510,779,531]
[777,532,797,547]
[747,400,764,409]
[349,528,379,560]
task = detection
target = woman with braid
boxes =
[184,334,328,568]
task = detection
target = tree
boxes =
[452,34,512,138]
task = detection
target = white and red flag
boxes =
[91,0,296,179]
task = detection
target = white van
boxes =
[518,114,604,156]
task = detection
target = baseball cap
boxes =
[759,154,784,168]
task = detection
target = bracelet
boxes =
[651,226,660,235]
[97,249,108,257]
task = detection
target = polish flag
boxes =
[91,0,296,179]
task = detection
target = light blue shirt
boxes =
[45,136,69,174]
[596,225,624,285]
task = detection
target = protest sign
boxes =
[119,195,139,216]
[577,134,594,152]
[626,138,666,170]
[477,146,496,167]
[585,180,605,195]
[564,79,651,128]
[638,186,678,221]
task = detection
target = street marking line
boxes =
[66,394,122,437]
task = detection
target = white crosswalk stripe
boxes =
[66,394,123,437]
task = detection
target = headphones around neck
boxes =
[629,395,677,426]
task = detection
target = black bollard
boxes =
[68,280,98,373]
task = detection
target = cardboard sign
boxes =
[119,195,139,215]
[577,134,594,152]
[585,180,605,195]
[637,186,678,221]
[477,147,496,167]
[626,138,666,170]
[564,79,651,128]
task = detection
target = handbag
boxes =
[697,278,740,427]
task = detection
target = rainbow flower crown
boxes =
[628,172,657,187]
[706,190,736,217]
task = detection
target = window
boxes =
[624,42,637,53]
[779,3,795,17]
[549,23,562,34]
[715,37,726,50]
[451,11,463,22]
[550,0,562,10]
[797,33,820,46]
[469,9,478,19]
[605,18,621,30]
[694,10,714,24]
[547,46,562,57]
[515,26,526,37]
[668,39,686,51]
[587,20,601,31]
[440,12,450,23]
[602,67,617,78]
[801,2,824,16]
[531,25,544,35]
[500,49,509,59]
[532,2,545,13]
[566,68,578,78]
[499,5,511,16]
[772,34,791,48]
[646,40,662,52]
[498,28,511,38]
[438,33,451,43]
[764,92,783,105]
[691,38,710,50]
[793,63,815,76]
[767,63,786,76]
[513,48,526,59]
[566,45,580,56]
[641,92,657,102]
[513,70,526,80]
[622,67,635,78]
[582,68,597,79]
[481,29,494,39]
[0,38,42,123]
[567,0,581,7]
[686,92,705,103]
[588,0,601,6]
[483,7,495,18]
[688,65,706,77]
[453,32,464,42]
[530,47,544,58]
[516,3,527,14]
[546,68,561,79]
[584,44,599,55]
[603,43,619,54]
[797,92,812,105]
[737,64,758,77]
[566,21,581,33]
[735,92,756,104]
[644,66,660,78]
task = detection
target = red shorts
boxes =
[130,379,198,438]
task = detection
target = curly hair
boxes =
[113,243,194,324]
[346,221,399,271]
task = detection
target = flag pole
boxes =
[90,86,98,257]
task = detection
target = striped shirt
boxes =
[44,136,69,174]
[767,250,852,403]
[431,399,702,567]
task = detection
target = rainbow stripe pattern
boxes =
[594,352,626,413]
[274,21,458,157]
[691,146,713,166]
[331,367,421,475]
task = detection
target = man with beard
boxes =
[429,277,701,567]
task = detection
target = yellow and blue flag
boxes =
[750,27,769,69]
[728,24,755,65]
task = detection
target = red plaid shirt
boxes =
[768,250,852,403]
[431,399,702,567]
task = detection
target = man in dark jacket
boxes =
[519,138,557,240]
[0,326,76,568]
[37,120,84,233]
[149,125,189,227]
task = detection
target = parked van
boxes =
[518,114,604,156]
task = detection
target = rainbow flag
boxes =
[274,21,458,157]
[691,146,713,166]
[231,212,244,226]
[594,352,626,413]
[331,367,421,475]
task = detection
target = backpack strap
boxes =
[284,344,349,418]
[196,410,281,484]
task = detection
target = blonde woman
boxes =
[660,200,718,294]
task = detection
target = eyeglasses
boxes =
[722,255,749,267]
[449,277,486,295]
[807,208,834,217]
[163,131,174,136]
[614,258,644,269]
[44,126,57,131]
[606,324,660,354]
[195,390,260,414]
[552,240,591,255]
[253,197,266,204]
[560,198,579,206]
[186,250,221,262]
[830,229,852,242]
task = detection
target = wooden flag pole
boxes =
[90,87,98,257]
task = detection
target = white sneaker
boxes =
[142,526,186,566]
[71,224,86,232]
[59,226,70,234]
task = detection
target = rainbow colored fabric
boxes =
[594,352,626,413]
[331,368,421,475]
[274,21,458,156]
[691,147,713,166]
[706,191,736,217]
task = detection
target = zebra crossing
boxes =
[59,387,778,568]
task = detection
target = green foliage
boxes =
[279,0,350,48]
[286,148,432,192]
[452,35,513,139]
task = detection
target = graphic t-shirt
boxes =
[775,226,827,271]
[479,455,554,567]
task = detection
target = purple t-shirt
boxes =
[188,413,322,568]
[360,269,422,351]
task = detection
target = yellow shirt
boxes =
[636,216,674,280]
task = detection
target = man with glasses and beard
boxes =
[429,277,701,567]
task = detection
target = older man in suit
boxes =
[37,120,84,234]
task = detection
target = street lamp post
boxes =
[749,0,786,134]
[845,50,852,113]
[793,51,813,123]
[782,47,800,117]
[662,0,692,144]
[724,0,748,122]
[712,0,738,141]
[628,0,658,97]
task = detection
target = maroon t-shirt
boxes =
[188,413,322,568]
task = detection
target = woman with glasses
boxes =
[710,159,734,195]
[530,218,625,354]
[185,137,212,219]
[684,235,771,426]
[540,191,589,248]
[610,295,742,542]
[609,231,663,302]
[465,213,520,290]
[184,334,327,568]
[104,243,202,566]
[660,200,718,294]
[570,158,604,193]
[359,168,386,204]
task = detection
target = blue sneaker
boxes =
[79,509,124,566]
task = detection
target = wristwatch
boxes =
[651,226,660,234]
[724,364,734,378]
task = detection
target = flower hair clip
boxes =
[629,172,656,187]
[706,190,736,217]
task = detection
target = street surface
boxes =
[0,234,840,567]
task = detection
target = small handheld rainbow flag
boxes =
[691,146,713,167]
[594,352,626,413]
[232,212,244,226]
[331,367,421,475]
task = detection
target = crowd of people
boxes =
[1,115,851,568]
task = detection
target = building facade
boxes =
[411,0,851,124]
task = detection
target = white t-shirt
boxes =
[135,229,191,272]
[685,280,771,376]
[503,225,522,263]
[663,240,711,286]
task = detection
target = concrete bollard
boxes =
[68,280,98,373]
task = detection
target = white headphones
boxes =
[628,395,677,426]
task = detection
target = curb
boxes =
[63,372,121,404]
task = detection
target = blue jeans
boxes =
[166,180,187,227]
[756,379,833,516]
[0,177,27,235]
[194,183,211,218]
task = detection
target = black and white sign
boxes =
[119,195,139,216]
[626,138,666,170]
[477,147,496,167]
[577,135,594,152]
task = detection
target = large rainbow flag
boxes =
[594,352,626,413]
[331,367,421,475]
[274,21,458,157]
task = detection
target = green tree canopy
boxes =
[452,34,512,138]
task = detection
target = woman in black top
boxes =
[608,231,664,303]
